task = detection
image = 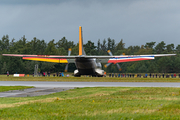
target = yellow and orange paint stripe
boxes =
[23,57,68,63]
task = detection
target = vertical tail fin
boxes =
[79,26,86,56]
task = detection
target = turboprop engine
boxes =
[96,62,102,69]
[95,62,104,76]
[74,69,79,76]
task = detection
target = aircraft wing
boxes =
[90,54,176,63]
[2,54,76,63]
[2,53,176,64]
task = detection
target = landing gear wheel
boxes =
[98,75,103,77]
[74,75,81,77]
[92,75,96,77]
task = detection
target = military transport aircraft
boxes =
[3,26,176,77]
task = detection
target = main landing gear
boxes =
[74,75,103,77]
[74,75,81,77]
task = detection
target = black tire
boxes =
[92,75,96,77]
[74,75,81,77]
[98,75,103,77]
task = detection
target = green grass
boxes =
[1,75,180,82]
[1,87,180,119]
[0,86,34,92]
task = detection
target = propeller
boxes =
[104,50,123,71]
[104,63,111,68]
[64,48,71,72]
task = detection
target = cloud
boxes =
[0,0,65,5]
[0,0,180,48]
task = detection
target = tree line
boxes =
[0,35,179,74]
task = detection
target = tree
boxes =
[84,40,97,55]
[71,43,79,55]
[0,35,10,52]
[176,45,180,53]
[107,38,112,51]
[10,36,28,54]
[156,57,174,73]
[100,39,107,55]
[126,64,136,73]
[114,39,125,53]
[138,64,148,73]
[126,45,140,55]
[173,55,180,72]
[1,62,7,74]
[111,39,116,52]
[24,61,39,74]
[57,47,66,55]
[44,39,58,55]
[166,44,174,53]
[40,62,55,72]
[155,41,166,54]
[144,42,156,49]
[135,45,153,55]
[0,34,178,74]
[97,39,101,55]
[56,37,75,51]
[7,57,24,74]
[107,38,116,53]
[148,61,158,73]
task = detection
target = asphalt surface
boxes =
[1,81,180,97]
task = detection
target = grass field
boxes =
[0,86,34,92]
[1,75,180,82]
[1,87,180,119]
[1,75,180,119]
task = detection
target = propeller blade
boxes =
[116,63,122,71]
[68,48,71,56]
[104,63,112,68]
[107,50,113,56]
[64,63,68,72]
[64,48,71,72]
[107,50,122,71]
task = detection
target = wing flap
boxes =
[23,57,68,63]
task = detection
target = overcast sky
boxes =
[0,0,180,47]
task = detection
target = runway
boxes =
[1,81,180,97]
[1,81,180,87]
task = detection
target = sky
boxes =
[0,0,180,48]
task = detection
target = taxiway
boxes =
[1,81,180,97]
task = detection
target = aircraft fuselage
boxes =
[74,57,104,76]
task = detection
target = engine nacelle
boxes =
[74,69,80,76]
[95,68,104,76]
[96,62,102,69]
